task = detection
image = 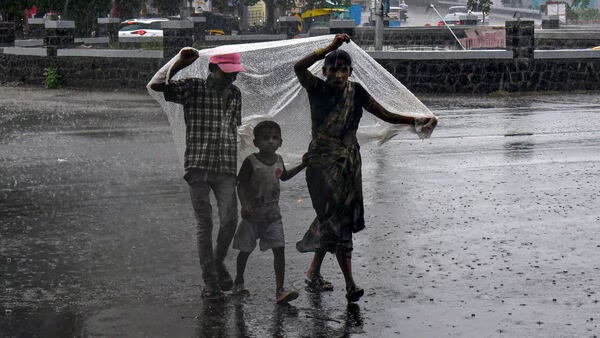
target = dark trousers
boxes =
[185,169,238,286]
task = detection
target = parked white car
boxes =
[442,5,486,25]
[118,18,169,38]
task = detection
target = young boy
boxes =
[232,121,306,304]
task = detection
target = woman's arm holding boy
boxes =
[280,161,306,182]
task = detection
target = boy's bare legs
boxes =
[273,247,298,303]
[273,247,285,291]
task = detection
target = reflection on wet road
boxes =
[1,87,599,336]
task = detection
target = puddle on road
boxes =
[503,140,535,159]
[0,305,83,337]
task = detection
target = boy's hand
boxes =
[241,205,254,218]
[330,34,351,50]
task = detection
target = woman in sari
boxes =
[294,34,437,302]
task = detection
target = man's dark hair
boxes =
[208,63,219,72]
[324,50,352,67]
[253,120,281,138]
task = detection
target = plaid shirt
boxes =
[164,78,242,175]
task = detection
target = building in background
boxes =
[247,1,266,28]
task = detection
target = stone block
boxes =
[97,17,120,43]
[162,20,194,60]
[161,20,194,29]
[541,19,559,29]
[28,18,46,39]
[45,20,75,29]
[309,26,330,36]
[505,20,534,59]
[0,22,15,46]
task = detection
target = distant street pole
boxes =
[375,0,383,50]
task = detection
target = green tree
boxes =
[566,0,599,23]
[467,0,492,23]
[67,0,112,36]
[62,0,143,36]
[0,1,23,22]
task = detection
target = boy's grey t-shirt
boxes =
[238,154,284,223]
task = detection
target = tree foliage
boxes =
[153,0,180,16]
[566,0,599,23]
[303,0,351,9]
[0,1,23,22]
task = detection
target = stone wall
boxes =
[0,53,162,89]
[374,56,600,94]
[2,50,598,94]
[350,26,467,50]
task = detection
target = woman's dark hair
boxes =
[253,120,281,138]
[324,49,352,67]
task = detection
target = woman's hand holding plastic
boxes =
[415,116,438,139]
[330,34,351,50]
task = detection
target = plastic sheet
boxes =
[147,35,435,173]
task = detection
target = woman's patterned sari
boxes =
[296,82,365,254]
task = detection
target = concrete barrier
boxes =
[1,20,599,93]
[57,49,162,58]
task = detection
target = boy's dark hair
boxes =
[324,50,352,67]
[253,120,281,138]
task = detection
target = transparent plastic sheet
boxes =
[147,35,436,174]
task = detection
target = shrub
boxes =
[43,67,61,89]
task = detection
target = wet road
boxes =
[1,87,600,337]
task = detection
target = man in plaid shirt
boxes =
[151,48,245,299]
